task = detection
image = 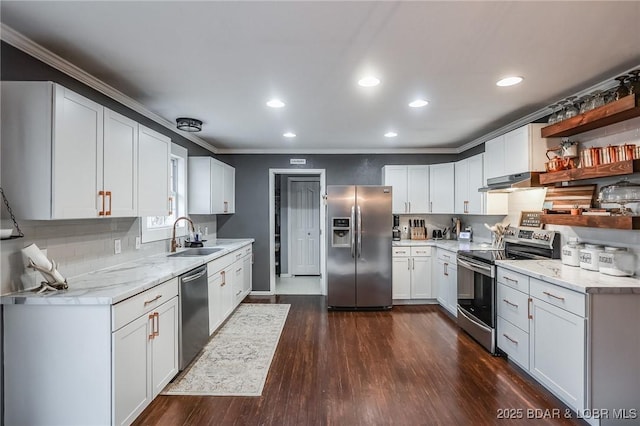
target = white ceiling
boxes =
[1,1,639,153]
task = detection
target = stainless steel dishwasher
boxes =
[178,264,209,370]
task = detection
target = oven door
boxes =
[457,256,497,353]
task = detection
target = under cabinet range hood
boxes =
[478,172,542,193]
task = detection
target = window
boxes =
[141,143,188,243]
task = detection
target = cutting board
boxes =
[543,185,597,212]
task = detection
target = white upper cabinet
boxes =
[455,154,484,214]
[104,109,138,217]
[188,157,236,215]
[382,165,429,214]
[428,163,454,213]
[138,125,171,217]
[1,82,104,219]
[484,123,555,182]
[0,81,172,220]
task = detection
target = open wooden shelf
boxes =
[541,214,640,230]
[539,159,640,185]
[541,94,640,138]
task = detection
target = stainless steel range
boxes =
[456,227,560,354]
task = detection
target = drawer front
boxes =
[497,283,530,332]
[207,253,233,277]
[112,278,178,331]
[392,247,410,257]
[497,268,530,293]
[411,246,432,257]
[497,316,530,370]
[437,249,456,265]
[530,278,585,317]
[243,245,253,257]
[231,248,245,263]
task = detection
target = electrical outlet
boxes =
[204,226,209,236]
[135,236,141,249]
[403,226,408,232]
[114,239,121,254]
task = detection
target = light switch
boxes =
[135,236,141,249]
[114,239,121,254]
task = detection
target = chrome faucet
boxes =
[171,216,195,253]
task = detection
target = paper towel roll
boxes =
[22,243,66,284]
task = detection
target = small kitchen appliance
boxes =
[392,215,401,241]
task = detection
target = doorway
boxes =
[269,169,326,295]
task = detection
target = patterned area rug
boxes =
[163,303,290,396]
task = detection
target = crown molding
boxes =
[215,147,458,155]
[1,23,217,154]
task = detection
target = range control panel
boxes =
[504,227,557,247]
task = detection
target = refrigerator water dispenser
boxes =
[331,217,351,247]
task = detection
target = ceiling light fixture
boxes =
[409,99,429,108]
[283,132,296,138]
[496,76,524,87]
[266,99,285,108]
[176,117,202,132]
[384,131,398,138]
[358,76,380,87]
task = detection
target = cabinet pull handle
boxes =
[502,299,518,308]
[408,201,411,212]
[443,254,450,260]
[542,291,565,301]
[412,258,415,270]
[528,297,533,319]
[430,201,433,213]
[221,270,226,286]
[236,253,243,259]
[143,294,162,306]
[503,333,518,344]
[154,312,160,337]
[148,314,155,340]
[444,262,448,276]
[168,196,173,216]
[236,290,242,296]
[407,258,411,270]
[236,268,242,273]
[224,201,228,213]
[105,191,112,216]
[98,190,106,216]
[504,276,518,284]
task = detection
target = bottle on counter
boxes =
[598,247,635,277]
[579,244,604,271]
[561,238,584,267]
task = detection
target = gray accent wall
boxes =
[216,154,458,291]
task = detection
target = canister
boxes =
[579,244,604,271]
[598,247,635,277]
[561,239,583,267]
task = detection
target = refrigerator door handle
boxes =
[357,205,362,258]
[350,205,356,258]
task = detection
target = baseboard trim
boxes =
[250,291,275,296]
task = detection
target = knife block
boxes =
[409,227,426,240]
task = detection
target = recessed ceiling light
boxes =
[496,76,523,87]
[266,99,285,108]
[283,132,296,138]
[409,99,429,108]
[358,76,380,87]
[384,131,398,138]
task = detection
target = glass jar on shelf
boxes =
[614,75,630,100]
[547,103,558,125]
[579,94,592,114]
[564,96,579,119]
[556,100,567,122]
[628,69,640,95]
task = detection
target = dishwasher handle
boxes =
[181,267,207,283]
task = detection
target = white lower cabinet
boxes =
[3,278,179,426]
[207,244,253,335]
[497,267,586,414]
[113,295,179,426]
[434,248,457,316]
[392,246,433,302]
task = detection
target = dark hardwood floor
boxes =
[134,296,585,426]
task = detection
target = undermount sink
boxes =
[167,247,223,257]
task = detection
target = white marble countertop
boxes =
[1,238,254,306]
[392,239,494,252]
[496,259,640,295]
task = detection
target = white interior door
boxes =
[289,179,320,276]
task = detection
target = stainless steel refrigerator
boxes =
[327,185,392,309]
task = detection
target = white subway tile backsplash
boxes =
[1,216,218,295]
